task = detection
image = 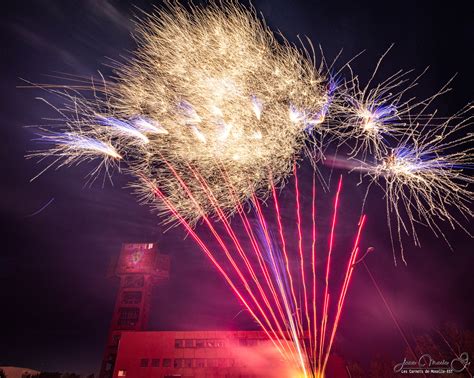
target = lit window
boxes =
[140,358,149,367]
[118,370,126,377]
[175,339,184,348]
[162,358,171,367]
[151,359,160,367]
[184,339,194,348]
[195,339,205,348]
[206,339,215,348]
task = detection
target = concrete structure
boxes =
[99,243,170,378]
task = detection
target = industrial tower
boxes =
[99,243,170,378]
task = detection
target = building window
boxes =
[151,359,160,367]
[184,339,194,348]
[162,358,171,367]
[123,275,144,288]
[122,291,142,304]
[207,359,218,368]
[201,339,225,348]
[175,339,184,348]
[117,307,140,327]
[195,359,206,368]
[117,370,127,377]
[140,358,149,367]
[174,358,184,368]
[239,338,258,347]
[184,359,193,368]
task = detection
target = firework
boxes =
[26,1,474,377]
[30,1,333,224]
[318,49,474,262]
[361,104,474,263]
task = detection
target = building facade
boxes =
[112,331,348,378]
[101,243,348,378]
[113,330,288,378]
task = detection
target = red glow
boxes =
[147,164,366,376]
[311,171,318,365]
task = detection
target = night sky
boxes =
[1,0,473,375]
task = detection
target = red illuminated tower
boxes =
[99,243,170,378]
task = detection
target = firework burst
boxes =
[318,49,473,262]
[25,1,474,376]
[361,105,474,263]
